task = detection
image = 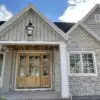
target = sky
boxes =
[0,0,100,22]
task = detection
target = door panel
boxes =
[41,54,51,88]
[17,77,27,88]
[28,54,41,88]
[26,76,40,88]
[16,52,51,89]
[17,54,27,88]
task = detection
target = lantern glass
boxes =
[25,21,34,36]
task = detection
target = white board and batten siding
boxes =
[0,10,64,42]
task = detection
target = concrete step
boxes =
[0,91,70,100]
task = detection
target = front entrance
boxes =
[16,52,52,89]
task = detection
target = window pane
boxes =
[19,55,26,76]
[74,54,80,58]
[88,59,93,63]
[88,54,92,58]
[70,54,81,73]
[82,54,87,59]
[70,59,75,64]
[83,58,88,63]
[83,63,88,68]
[70,54,74,59]
[89,63,94,68]
[84,69,88,73]
[0,54,3,77]
[82,53,95,73]
[89,69,95,73]
[29,55,40,76]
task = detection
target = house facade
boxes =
[0,4,100,100]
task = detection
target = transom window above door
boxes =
[69,51,97,76]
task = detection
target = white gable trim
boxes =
[0,4,67,40]
[80,23,100,42]
[67,21,100,43]
[66,4,100,43]
[81,4,100,22]
[66,21,80,36]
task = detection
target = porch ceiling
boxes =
[5,45,59,51]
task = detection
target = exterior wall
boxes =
[67,26,100,96]
[53,50,61,92]
[0,10,64,41]
[0,49,61,93]
[0,8,63,93]
[0,51,13,93]
[84,8,100,38]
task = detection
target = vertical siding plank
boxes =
[20,16,25,41]
[36,16,41,40]
[12,25,16,41]
[8,28,13,41]
[48,28,52,41]
[13,23,17,41]
[51,30,54,41]
[41,21,44,40]
[17,19,22,41]
[40,20,42,41]
[20,13,28,41]
[15,22,18,41]
[22,12,30,41]
[44,23,48,41]
[4,31,9,41]
[43,23,46,41]
[3,31,7,41]
[24,12,29,41]
[0,35,5,41]
[45,25,48,41]
[31,12,37,41]
[27,11,33,41]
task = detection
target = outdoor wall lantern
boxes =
[25,21,34,36]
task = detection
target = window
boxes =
[69,52,97,75]
[95,14,100,22]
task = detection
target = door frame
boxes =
[14,51,53,91]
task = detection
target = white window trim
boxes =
[0,52,6,87]
[95,14,100,22]
[68,51,97,76]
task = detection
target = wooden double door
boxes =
[16,52,52,89]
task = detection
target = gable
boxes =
[83,7,100,39]
[66,4,100,45]
[67,25,100,51]
[0,5,65,42]
[84,7,100,24]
